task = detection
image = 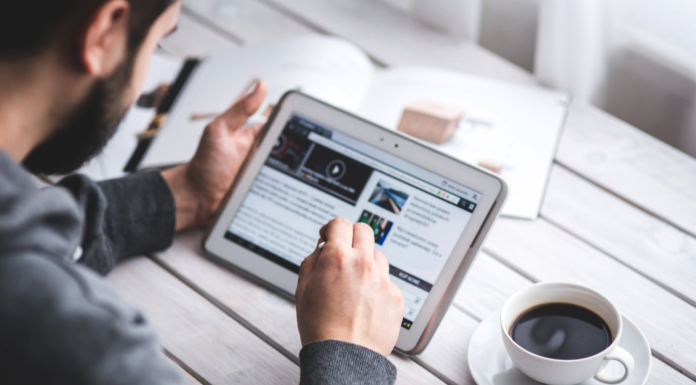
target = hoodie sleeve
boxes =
[58,171,176,275]
[299,340,397,385]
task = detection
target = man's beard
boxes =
[23,56,135,176]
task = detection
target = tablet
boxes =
[203,91,507,354]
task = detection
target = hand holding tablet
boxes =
[161,81,268,231]
[295,218,404,357]
[203,91,507,353]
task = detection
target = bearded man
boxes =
[0,1,404,384]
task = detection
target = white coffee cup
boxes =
[500,282,635,385]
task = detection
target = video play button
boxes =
[326,159,347,180]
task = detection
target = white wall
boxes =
[479,0,539,72]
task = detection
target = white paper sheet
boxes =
[140,36,374,169]
[359,67,570,219]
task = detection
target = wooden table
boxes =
[106,1,696,384]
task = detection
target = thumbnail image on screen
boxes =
[358,210,394,245]
[369,180,409,215]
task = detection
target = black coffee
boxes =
[509,303,612,360]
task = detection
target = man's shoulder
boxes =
[0,254,109,320]
[0,150,36,194]
[0,254,100,363]
[0,252,180,384]
[0,253,70,299]
[0,251,143,321]
[0,154,83,262]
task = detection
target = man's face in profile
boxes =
[23,2,181,176]
[23,56,134,175]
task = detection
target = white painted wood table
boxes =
[106,1,696,384]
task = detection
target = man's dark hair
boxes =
[0,0,177,60]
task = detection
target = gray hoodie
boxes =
[0,150,396,385]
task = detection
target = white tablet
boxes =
[203,91,507,354]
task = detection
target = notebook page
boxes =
[141,36,374,169]
[359,67,570,219]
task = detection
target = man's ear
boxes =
[80,0,131,76]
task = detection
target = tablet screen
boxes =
[225,114,482,329]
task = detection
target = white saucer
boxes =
[468,309,652,385]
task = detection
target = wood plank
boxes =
[556,103,696,238]
[160,11,237,57]
[165,351,206,385]
[107,256,300,384]
[417,307,479,385]
[186,0,534,83]
[178,368,202,385]
[484,218,696,378]
[154,230,445,385]
[266,0,535,83]
[454,252,533,321]
[182,0,314,43]
[651,359,696,385]
[542,165,696,306]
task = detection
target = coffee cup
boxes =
[500,282,635,385]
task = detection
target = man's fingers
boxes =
[321,218,354,248]
[318,223,328,242]
[352,223,375,251]
[218,80,268,130]
[296,241,321,301]
[374,249,390,274]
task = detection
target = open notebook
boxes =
[139,36,569,220]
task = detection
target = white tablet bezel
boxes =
[203,91,507,354]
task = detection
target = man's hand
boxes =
[162,81,268,231]
[295,218,405,357]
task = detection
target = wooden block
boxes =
[397,100,463,144]
[478,159,504,174]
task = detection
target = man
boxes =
[0,1,405,384]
